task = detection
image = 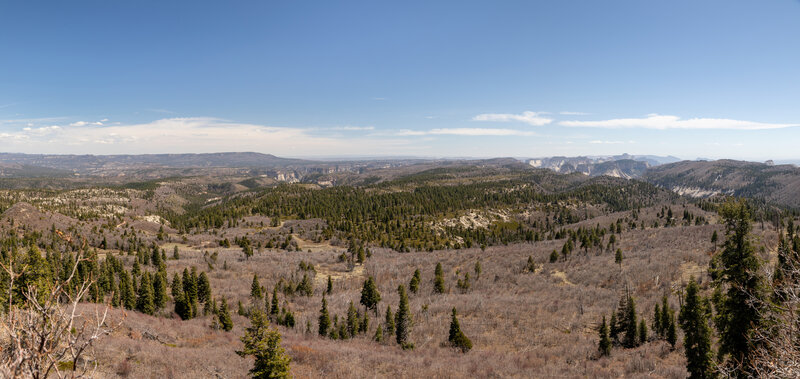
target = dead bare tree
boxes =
[0,249,121,378]
[746,261,800,378]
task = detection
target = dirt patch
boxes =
[314,264,365,286]
[677,262,705,284]
[292,235,343,253]
[551,270,575,286]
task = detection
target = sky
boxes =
[1,0,800,160]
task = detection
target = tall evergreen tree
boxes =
[711,230,718,251]
[346,301,359,338]
[236,309,291,379]
[251,274,263,299]
[218,298,233,331]
[136,272,155,315]
[297,273,313,297]
[623,296,638,348]
[409,269,420,294]
[710,200,765,375]
[638,319,648,345]
[667,310,677,349]
[433,263,445,294]
[598,315,611,357]
[660,295,671,339]
[360,276,381,315]
[448,308,472,353]
[197,272,211,303]
[121,270,136,310]
[679,277,716,379]
[384,305,395,338]
[153,270,168,310]
[653,303,663,337]
[395,285,412,348]
[326,275,333,295]
[373,324,384,343]
[318,296,331,337]
[270,286,280,317]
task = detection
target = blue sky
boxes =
[1,0,800,160]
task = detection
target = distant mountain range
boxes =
[0,152,309,171]
[3,152,800,208]
[525,154,681,179]
[644,159,800,208]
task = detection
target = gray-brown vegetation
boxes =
[0,159,797,377]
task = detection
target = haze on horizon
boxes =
[2,1,799,161]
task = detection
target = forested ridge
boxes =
[167,167,672,251]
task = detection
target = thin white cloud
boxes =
[332,126,375,131]
[559,111,590,115]
[0,117,68,125]
[69,120,104,127]
[0,117,424,156]
[560,114,798,130]
[472,111,553,126]
[397,128,535,137]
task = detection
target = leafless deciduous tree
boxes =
[746,262,800,378]
[0,250,121,378]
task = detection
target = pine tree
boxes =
[357,246,366,264]
[360,311,369,334]
[384,305,395,338]
[136,272,155,315]
[172,273,191,319]
[236,309,291,378]
[374,324,383,342]
[251,274,263,299]
[598,315,612,357]
[297,273,313,297]
[318,296,331,337]
[615,248,623,265]
[111,279,120,308]
[525,256,537,273]
[217,298,233,331]
[329,315,339,340]
[198,272,211,303]
[338,317,348,340]
[667,312,677,349]
[346,301,359,338]
[679,277,715,379]
[660,295,671,339]
[173,245,180,259]
[609,312,619,342]
[270,286,280,318]
[121,271,136,310]
[474,260,481,279]
[409,269,420,294]
[638,319,648,344]
[360,276,381,315]
[153,270,168,310]
[326,275,333,295]
[623,296,638,348]
[711,200,765,375]
[549,249,559,263]
[711,230,718,251]
[433,263,445,294]
[395,285,412,349]
[653,303,663,337]
[448,308,472,353]
[151,245,162,267]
